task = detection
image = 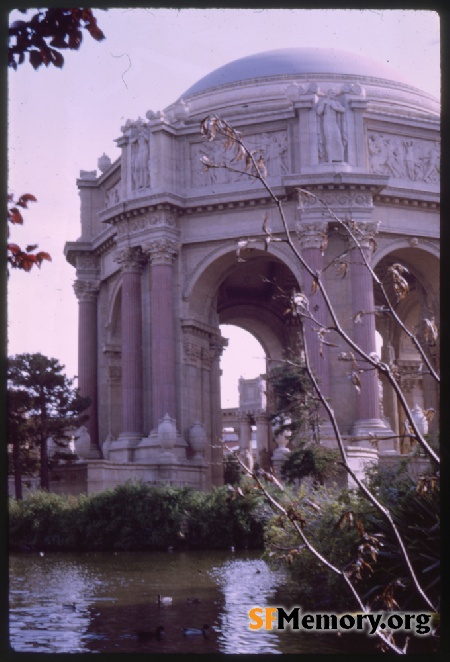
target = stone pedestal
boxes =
[272,435,290,476]
[346,445,378,488]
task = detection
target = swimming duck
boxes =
[157,594,172,605]
[136,626,165,641]
[182,624,210,636]
[62,603,76,610]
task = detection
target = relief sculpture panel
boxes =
[368,132,440,183]
[190,130,288,188]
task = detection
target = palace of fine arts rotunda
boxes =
[62,47,439,494]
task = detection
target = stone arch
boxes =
[372,246,439,443]
[184,246,303,468]
[186,246,302,349]
[183,239,304,310]
[105,273,123,345]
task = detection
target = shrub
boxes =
[74,482,189,551]
[184,482,266,549]
[264,482,363,610]
[8,490,78,551]
[8,481,266,552]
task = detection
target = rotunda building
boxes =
[65,48,440,493]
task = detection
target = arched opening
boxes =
[211,253,302,471]
[220,325,266,408]
[220,325,267,467]
[373,247,439,448]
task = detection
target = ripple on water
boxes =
[9,551,376,654]
[210,557,286,654]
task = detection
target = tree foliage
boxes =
[8,7,106,70]
[281,444,340,486]
[268,359,319,441]
[7,193,51,273]
[7,353,90,491]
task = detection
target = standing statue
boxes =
[316,89,346,162]
[404,140,416,180]
[132,130,150,189]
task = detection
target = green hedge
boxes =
[9,481,266,552]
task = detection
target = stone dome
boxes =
[181,47,414,98]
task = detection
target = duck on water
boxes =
[182,624,210,636]
[157,594,172,605]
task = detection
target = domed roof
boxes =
[181,47,413,98]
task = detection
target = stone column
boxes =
[377,316,400,440]
[73,279,101,458]
[255,411,271,470]
[116,246,147,443]
[147,238,178,427]
[209,336,228,486]
[296,221,331,397]
[238,412,253,471]
[350,223,392,445]
[296,221,334,442]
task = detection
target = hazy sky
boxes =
[7,8,440,407]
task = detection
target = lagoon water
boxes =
[9,550,375,654]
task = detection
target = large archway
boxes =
[186,247,303,477]
[373,246,440,447]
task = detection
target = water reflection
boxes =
[9,550,375,654]
[212,557,283,653]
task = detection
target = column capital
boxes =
[209,335,228,360]
[295,221,329,251]
[238,411,252,424]
[347,220,380,253]
[73,279,100,302]
[145,237,178,266]
[115,245,147,273]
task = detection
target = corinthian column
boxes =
[73,279,101,458]
[116,246,147,442]
[146,238,178,427]
[296,221,331,399]
[350,222,392,444]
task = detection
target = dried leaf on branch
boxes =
[388,263,410,301]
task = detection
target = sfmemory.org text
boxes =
[248,607,433,636]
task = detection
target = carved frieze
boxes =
[105,182,121,207]
[368,133,440,183]
[190,130,288,188]
[298,189,372,210]
[114,211,177,237]
[75,254,99,272]
[148,211,177,227]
